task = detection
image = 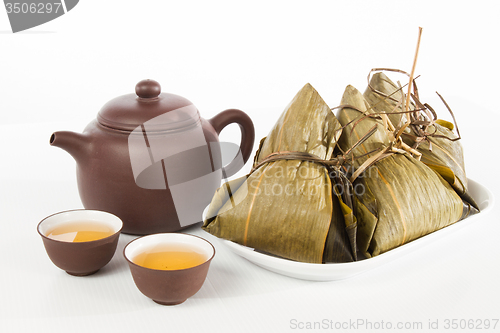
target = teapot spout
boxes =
[50,131,90,163]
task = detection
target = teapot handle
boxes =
[209,109,255,178]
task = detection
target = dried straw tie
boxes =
[250,124,389,184]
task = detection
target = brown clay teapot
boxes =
[51,79,255,234]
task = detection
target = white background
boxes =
[0,1,499,332]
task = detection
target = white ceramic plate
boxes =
[216,179,494,281]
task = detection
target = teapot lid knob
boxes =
[135,79,161,99]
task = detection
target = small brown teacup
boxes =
[37,209,123,276]
[124,233,215,305]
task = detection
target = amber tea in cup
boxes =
[132,242,207,270]
[46,220,116,242]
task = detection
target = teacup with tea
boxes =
[124,233,215,305]
[38,209,123,276]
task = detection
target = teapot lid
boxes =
[97,79,199,132]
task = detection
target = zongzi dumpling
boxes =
[337,85,472,257]
[364,72,478,209]
[203,83,355,263]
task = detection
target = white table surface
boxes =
[1,2,499,332]
[1,105,499,333]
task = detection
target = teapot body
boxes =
[76,118,223,234]
[51,80,255,235]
